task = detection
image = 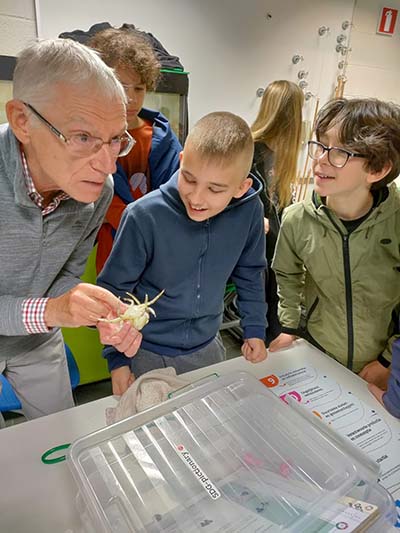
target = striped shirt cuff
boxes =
[22,298,51,334]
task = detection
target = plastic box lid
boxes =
[67,371,395,532]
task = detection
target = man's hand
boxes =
[359,360,391,390]
[264,217,270,234]
[367,383,385,407]
[111,366,135,396]
[97,319,142,357]
[241,338,267,363]
[45,283,125,328]
[45,283,143,357]
[268,333,296,352]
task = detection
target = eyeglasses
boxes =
[307,140,367,168]
[23,102,135,158]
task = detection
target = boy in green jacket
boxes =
[271,97,400,390]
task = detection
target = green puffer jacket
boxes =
[272,184,400,373]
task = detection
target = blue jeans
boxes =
[130,334,226,378]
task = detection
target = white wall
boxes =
[0,0,37,55]
[35,0,355,128]
[345,0,400,186]
[345,0,400,103]
[0,0,37,123]
[4,1,400,130]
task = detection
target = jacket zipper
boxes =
[195,220,210,314]
[323,211,354,370]
[342,233,354,370]
[184,221,209,347]
[306,296,319,321]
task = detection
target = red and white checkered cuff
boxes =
[22,297,51,334]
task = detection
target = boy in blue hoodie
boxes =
[88,28,182,273]
[98,112,267,394]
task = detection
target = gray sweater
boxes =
[0,124,113,361]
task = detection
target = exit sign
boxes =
[377,6,398,35]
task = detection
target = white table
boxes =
[0,340,399,533]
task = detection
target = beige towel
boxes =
[106,367,191,425]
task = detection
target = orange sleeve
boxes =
[96,224,114,275]
[105,195,128,231]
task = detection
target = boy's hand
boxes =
[97,319,142,357]
[242,338,267,363]
[268,333,296,352]
[111,366,135,396]
[359,360,390,390]
[367,383,385,407]
[264,217,270,234]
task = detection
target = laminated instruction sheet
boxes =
[261,366,400,526]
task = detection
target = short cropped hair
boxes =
[13,38,126,107]
[186,112,254,167]
[315,98,400,188]
[88,28,160,91]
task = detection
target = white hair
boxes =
[13,38,126,106]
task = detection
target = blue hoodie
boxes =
[98,171,267,371]
[383,338,400,418]
[113,107,182,205]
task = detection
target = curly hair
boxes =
[88,28,160,91]
[315,98,400,188]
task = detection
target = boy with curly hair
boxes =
[88,28,182,272]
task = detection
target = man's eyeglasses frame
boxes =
[23,101,135,157]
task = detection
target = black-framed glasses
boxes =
[307,140,367,168]
[23,102,135,158]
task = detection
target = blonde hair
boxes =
[186,111,254,168]
[251,80,303,208]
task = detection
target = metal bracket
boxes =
[318,25,330,37]
[292,54,304,65]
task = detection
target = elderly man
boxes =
[0,39,142,419]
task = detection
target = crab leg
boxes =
[124,292,141,305]
[147,289,165,306]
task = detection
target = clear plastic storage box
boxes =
[67,372,396,532]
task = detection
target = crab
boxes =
[99,289,165,330]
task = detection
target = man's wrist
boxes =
[43,297,56,328]
[22,297,51,333]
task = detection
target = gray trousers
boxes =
[130,334,227,378]
[0,329,74,420]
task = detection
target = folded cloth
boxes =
[106,367,190,424]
